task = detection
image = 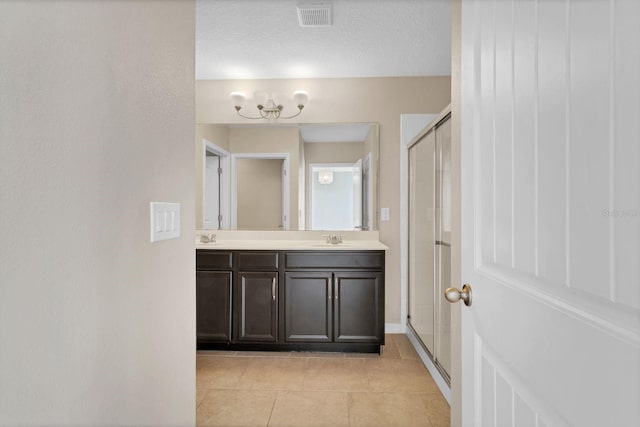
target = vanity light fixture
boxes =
[231,91,309,120]
[318,170,333,185]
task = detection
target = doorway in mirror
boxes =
[203,140,230,230]
[230,152,290,231]
[308,160,366,231]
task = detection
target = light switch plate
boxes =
[150,202,181,242]
[381,207,390,221]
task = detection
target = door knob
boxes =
[444,284,473,306]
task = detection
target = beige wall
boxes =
[0,1,195,425]
[363,126,375,158]
[237,159,283,230]
[230,127,300,230]
[196,123,229,227]
[196,76,451,325]
[197,123,231,152]
[305,141,363,164]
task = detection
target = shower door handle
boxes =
[444,284,473,307]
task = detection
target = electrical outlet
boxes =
[381,207,390,221]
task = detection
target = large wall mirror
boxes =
[197,122,379,231]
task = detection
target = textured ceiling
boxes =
[196,0,451,80]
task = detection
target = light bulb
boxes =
[292,90,309,107]
[230,92,246,108]
[318,170,333,185]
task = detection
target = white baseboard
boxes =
[405,327,451,404]
[384,323,406,334]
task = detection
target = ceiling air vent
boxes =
[297,2,332,27]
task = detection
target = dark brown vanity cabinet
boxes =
[196,251,233,343]
[284,251,385,346]
[235,252,279,342]
[284,270,383,343]
[284,271,333,342]
[333,271,384,342]
[196,249,384,353]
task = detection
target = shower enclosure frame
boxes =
[407,109,452,386]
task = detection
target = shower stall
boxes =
[407,109,452,384]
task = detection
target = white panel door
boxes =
[204,155,220,230]
[460,0,640,426]
[281,160,289,230]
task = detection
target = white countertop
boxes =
[195,239,388,251]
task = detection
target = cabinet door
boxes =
[334,271,383,343]
[284,272,333,342]
[196,271,232,342]
[235,271,278,342]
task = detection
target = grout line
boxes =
[266,390,279,427]
[346,391,353,427]
[195,387,213,410]
[363,357,372,391]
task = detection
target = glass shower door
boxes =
[407,113,452,383]
[408,129,436,355]
[434,117,451,376]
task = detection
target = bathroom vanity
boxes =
[196,239,386,353]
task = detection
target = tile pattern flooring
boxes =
[196,334,450,426]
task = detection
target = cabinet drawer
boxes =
[237,251,279,270]
[286,251,384,270]
[196,250,233,270]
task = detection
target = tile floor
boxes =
[196,334,450,427]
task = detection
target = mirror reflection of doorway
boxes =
[308,162,362,230]
[204,154,221,229]
[236,158,284,230]
[230,153,290,230]
[203,140,230,230]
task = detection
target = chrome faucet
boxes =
[200,233,216,243]
[324,234,343,244]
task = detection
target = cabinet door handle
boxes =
[272,278,276,301]
[330,276,338,300]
